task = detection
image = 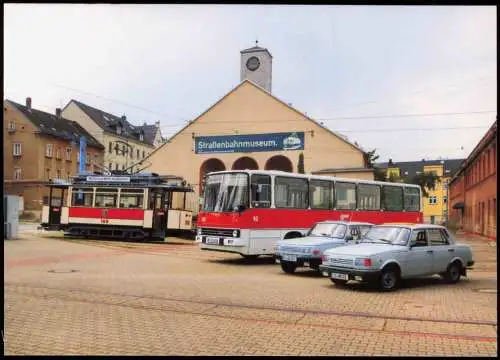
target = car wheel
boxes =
[443,262,462,284]
[330,279,348,286]
[379,268,399,291]
[280,262,297,274]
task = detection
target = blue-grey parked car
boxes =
[319,224,475,291]
[274,221,374,274]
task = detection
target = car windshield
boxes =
[361,226,411,245]
[202,173,248,212]
[308,223,347,238]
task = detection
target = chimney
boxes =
[26,97,32,110]
[155,121,160,127]
[56,108,62,119]
[388,158,393,166]
[121,115,126,122]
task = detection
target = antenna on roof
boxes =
[255,39,258,46]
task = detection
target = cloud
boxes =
[4,5,496,163]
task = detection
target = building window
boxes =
[443,196,447,204]
[8,120,16,132]
[56,169,62,179]
[142,150,145,159]
[428,196,437,205]
[115,163,119,170]
[46,144,53,157]
[46,168,51,180]
[14,168,22,180]
[130,146,134,159]
[136,149,140,158]
[13,143,22,156]
[67,172,71,180]
[443,180,449,189]
[56,148,61,160]
[139,133,144,142]
[66,148,72,161]
[109,142,113,153]
[116,125,122,135]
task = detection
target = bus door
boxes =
[48,186,65,228]
[151,190,167,234]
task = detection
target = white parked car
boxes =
[319,224,474,291]
[274,221,374,274]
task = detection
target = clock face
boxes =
[246,56,260,71]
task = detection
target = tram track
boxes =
[4,282,497,342]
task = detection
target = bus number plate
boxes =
[205,237,220,245]
[282,254,297,262]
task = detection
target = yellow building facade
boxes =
[144,45,375,214]
[380,159,463,224]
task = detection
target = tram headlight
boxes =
[232,230,240,238]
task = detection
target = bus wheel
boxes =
[241,255,259,260]
[280,262,297,274]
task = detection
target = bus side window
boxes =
[251,175,271,208]
[335,182,356,210]
[382,185,404,211]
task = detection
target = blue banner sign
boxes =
[195,132,305,154]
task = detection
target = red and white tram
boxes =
[40,172,193,240]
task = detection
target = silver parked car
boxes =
[319,224,475,291]
[274,221,374,274]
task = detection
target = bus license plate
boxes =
[282,254,297,262]
[331,273,348,280]
[205,237,220,245]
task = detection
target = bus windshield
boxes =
[203,173,249,212]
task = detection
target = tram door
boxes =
[151,190,167,234]
[48,186,65,227]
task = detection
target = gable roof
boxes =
[64,99,156,146]
[145,79,367,162]
[136,123,159,145]
[6,99,104,149]
[375,158,464,179]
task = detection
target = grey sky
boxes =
[4,4,496,163]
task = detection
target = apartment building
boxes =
[449,119,497,240]
[61,100,163,173]
[3,98,105,212]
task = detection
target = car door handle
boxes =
[448,249,455,252]
[426,250,433,254]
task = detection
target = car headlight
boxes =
[354,258,373,267]
[232,229,240,238]
[197,228,202,236]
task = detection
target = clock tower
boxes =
[240,41,273,93]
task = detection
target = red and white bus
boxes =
[195,170,423,258]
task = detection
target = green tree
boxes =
[409,171,441,198]
[297,152,305,174]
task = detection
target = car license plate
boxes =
[282,254,297,262]
[205,236,220,245]
[331,272,348,280]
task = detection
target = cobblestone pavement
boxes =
[4,231,497,356]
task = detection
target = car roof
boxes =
[378,223,447,230]
[316,220,374,226]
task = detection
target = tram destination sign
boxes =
[195,132,305,154]
[86,176,131,183]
